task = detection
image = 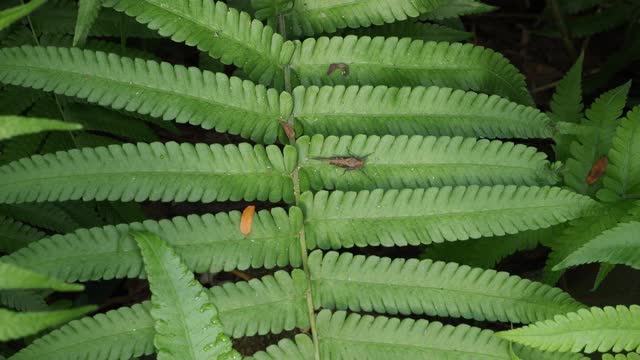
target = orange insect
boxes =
[328,63,349,77]
[586,156,608,185]
[280,121,295,139]
[240,205,256,235]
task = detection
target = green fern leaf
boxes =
[423,227,550,269]
[0,116,82,140]
[301,186,598,249]
[73,0,103,46]
[247,334,315,360]
[297,135,558,192]
[38,33,161,61]
[602,353,640,360]
[289,36,534,105]
[0,262,83,292]
[0,306,96,341]
[0,134,46,165]
[565,3,638,38]
[0,86,44,116]
[30,0,158,38]
[497,305,640,353]
[0,0,46,31]
[0,290,50,312]
[0,142,295,204]
[132,232,241,360]
[2,208,302,282]
[542,206,629,285]
[293,86,551,139]
[550,53,584,162]
[256,0,445,36]
[0,46,289,143]
[0,203,80,233]
[554,221,640,271]
[598,107,640,201]
[420,0,496,20]
[340,21,473,42]
[63,103,159,142]
[0,216,44,253]
[564,82,631,195]
[11,270,308,360]
[309,250,584,324]
[102,0,294,88]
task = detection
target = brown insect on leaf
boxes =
[314,154,369,171]
[328,63,349,77]
[280,121,295,139]
[586,156,609,185]
[240,205,256,235]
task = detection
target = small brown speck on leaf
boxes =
[586,156,608,185]
[328,63,349,77]
[280,121,295,139]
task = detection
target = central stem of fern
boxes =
[279,13,321,360]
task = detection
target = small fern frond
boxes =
[63,103,159,142]
[102,0,294,87]
[73,0,102,46]
[0,46,290,143]
[340,21,473,42]
[0,203,80,234]
[0,216,44,253]
[421,0,496,20]
[247,334,315,360]
[256,0,445,37]
[564,82,631,195]
[289,36,534,105]
[423,227,550,269]
[0,290,50,312]
[11,271,308,360]
[0,116,82,141]
[598,107,640,201]
[602,353,640,360]
[497,305,640,353]
[0,0,46,31]
[308,251,584,324]
[0,262,83,292]
[550,54,584,162]
[554,221,640,271]
[565,3,638,38]
[252,310,587,360]
[2,208,302,282]
[131,232,241,360]
[297,134,558,192]
[0,142,296,204]
[301,186,598,249]
[30,0,158,38]
[0,86,43,116]
[0,306,96,342]
[292,86,552,139]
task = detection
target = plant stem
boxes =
[279,12,321,360]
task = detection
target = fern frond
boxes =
[0,262,83,292]
[497,305,640,353]
[256,0,445,36]
[341,21,473,42]
[247,334,315,360]
[0,134,45,165]
[0,46,289,143]
[63,103,158,142]
[102,0,294,87]
[554,221,640,271]
[0,0,46,31]
[0,142,295,204]
[73,0,103,46]
[2,208,302,282]
[564,82,631,195]
[289,36,534,105]
[602,353,640,360]
[565,2,638,38]
[0,216,44,253]
[0,290,49,312]
[301,186,598,249]
[30,0,158,38]
[0,306,96,341]
[38,33,161,61]
[0,116,82,140]
[309,251,584,324]
[421,0,496,20]
[423,227,550,269]
[132,232,241,360]
[550,54,584,162]
[292,86,551,139]
[297,135,558,192]
[598,107,640,201]
[11,271,308,360]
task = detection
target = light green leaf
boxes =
[73,0,102,46]
[497,305,640,353]
[0,306,95,341]
[0,0,47,31]
[132,232,241,360]
[0,116,81,140]
[0,262,82,291]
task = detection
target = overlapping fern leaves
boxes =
[0,0,634,358]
